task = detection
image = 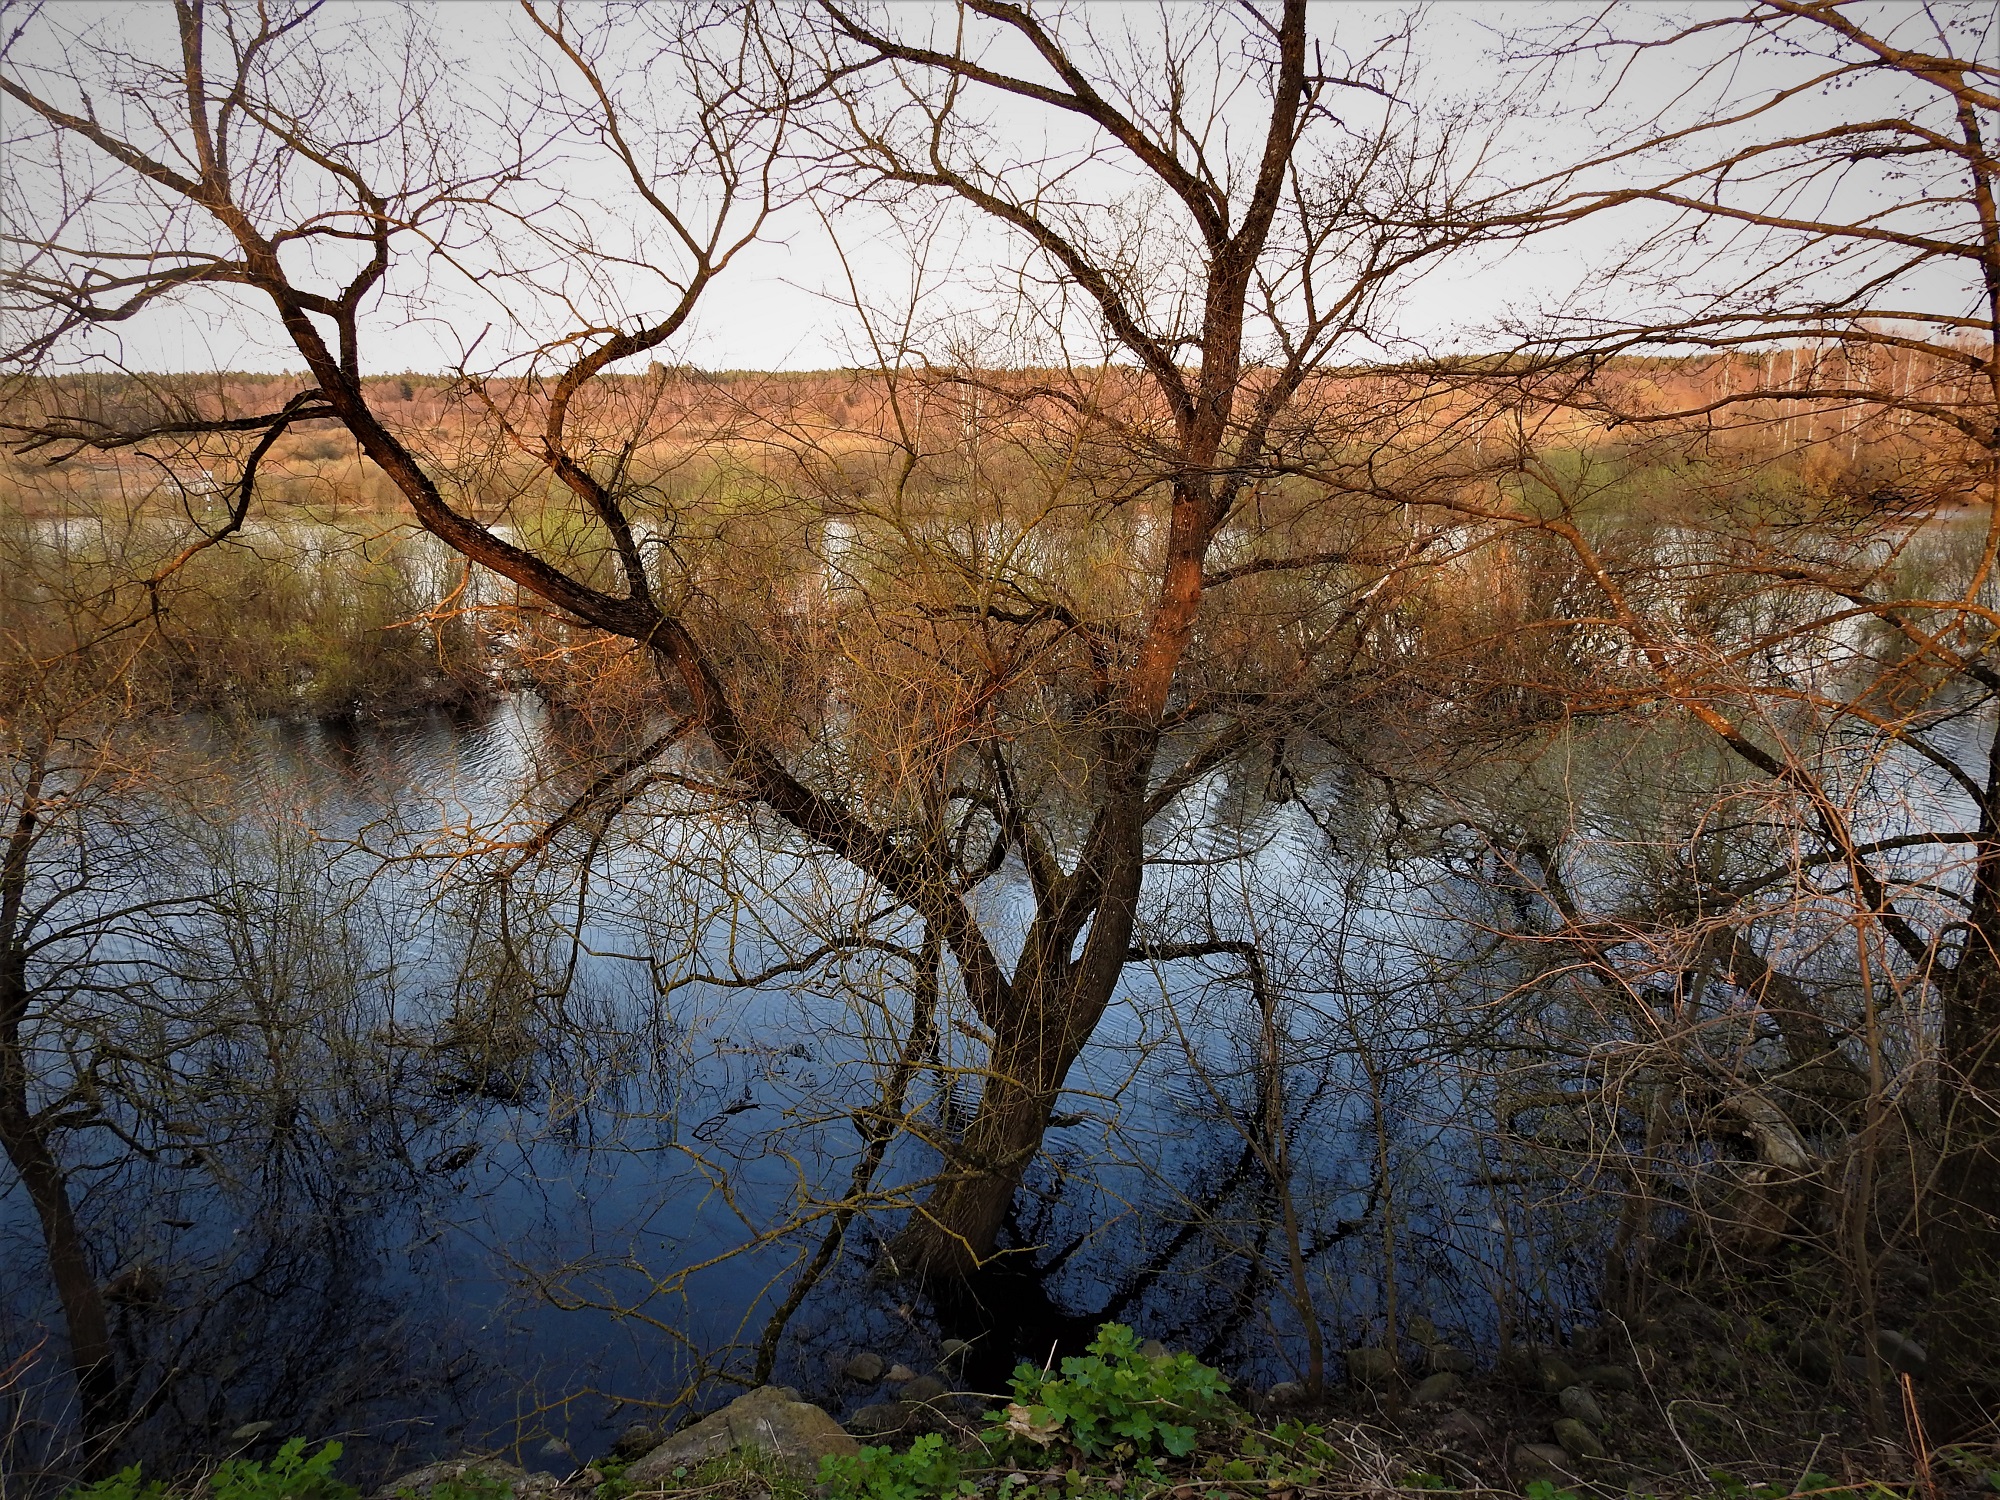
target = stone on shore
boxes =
[1513,1444,1577,1483]
[1427,1345,1475,1375]
[625,1386,859,1483]
[841,1352,886,1384]
[1558,1385,1607,1430]
[611,1424,661,1460]
[1581,1363,1636,1394]
[373,1461,555,1500]
[849,1401,916,1436]
[1436,1409,1492,1446]
[1410,1371,1459,1406]
[1344,1346,1397,1385]
[1553,1417,1605,1460]
[1875,1329,1928,1377]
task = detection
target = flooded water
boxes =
[0,695,1608,1483]
[10,510,1983,1486]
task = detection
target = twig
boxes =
[1899,1373,1936,1500]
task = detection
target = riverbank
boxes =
[68,1324,1995,1500]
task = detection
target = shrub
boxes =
[64,1440,353,1500]
[818,1434,974,1500]
[984,1322,1237,1462]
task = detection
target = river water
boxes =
[18,507,1983,1484]
[0,690,1603,1483]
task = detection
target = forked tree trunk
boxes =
[889,988,1096,1282]
[890,733,1160,1282]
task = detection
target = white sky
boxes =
[5,1,1976,375]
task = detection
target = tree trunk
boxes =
[1925,957,2000,1436]
[889,1002,1083,1282]
[1,746,123,1460]
[1925,659,2000,1437]
[889,728,1155,1284]
[0,1021,123,1455]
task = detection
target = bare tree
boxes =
[1,0,1546,1299]
[1433,0,2000,1432]
[747,0,1553,1280]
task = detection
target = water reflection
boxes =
[4,697,1613,1487]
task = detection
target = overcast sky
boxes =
[5,1,1975,376]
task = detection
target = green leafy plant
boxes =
[1233,1421,1347,1489]
[64,1441,353,1500]
[61,1467,174,1500]
[984,1323,1235,1462]
[818,1435,975,1500]
[212,1440,355,1500]
[590,1455,632,1500]
[1524,1482,1581,1500]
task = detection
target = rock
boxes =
[842,1352,886,1384]
[1842,1353,1873,1382]
[885,1364,915,1383]
[849,1402,915,1436]
[1513,1444,1577,1483]
[1344,1346,1397,1385]
[611,1424,661,1459]
[579,1472,604,1490]
[535,1438,571,1465]
[1437,1409,1492,1446]
[1566,1326,1607,1361]
[625,1386,860,1483]
[940,1339,973,1362]
[1262,1381,1307,1409]
[1138,1340,1168,1360]
[900,1374,949,1404]
[1552,1418,1605,1460]
[1581,1364,1636,1395]
[1405,1316,1439,1348]
[373,1461,538,1500]
[1427,1345,1475,1375]
[1875,1329,1928,1377]
[230,1421,274,1442]
[1558,1386,1606,1430]
[1410,1372,1459,1406]
[1498,1346,1574,1392]
[1787,1336,1834,1383]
